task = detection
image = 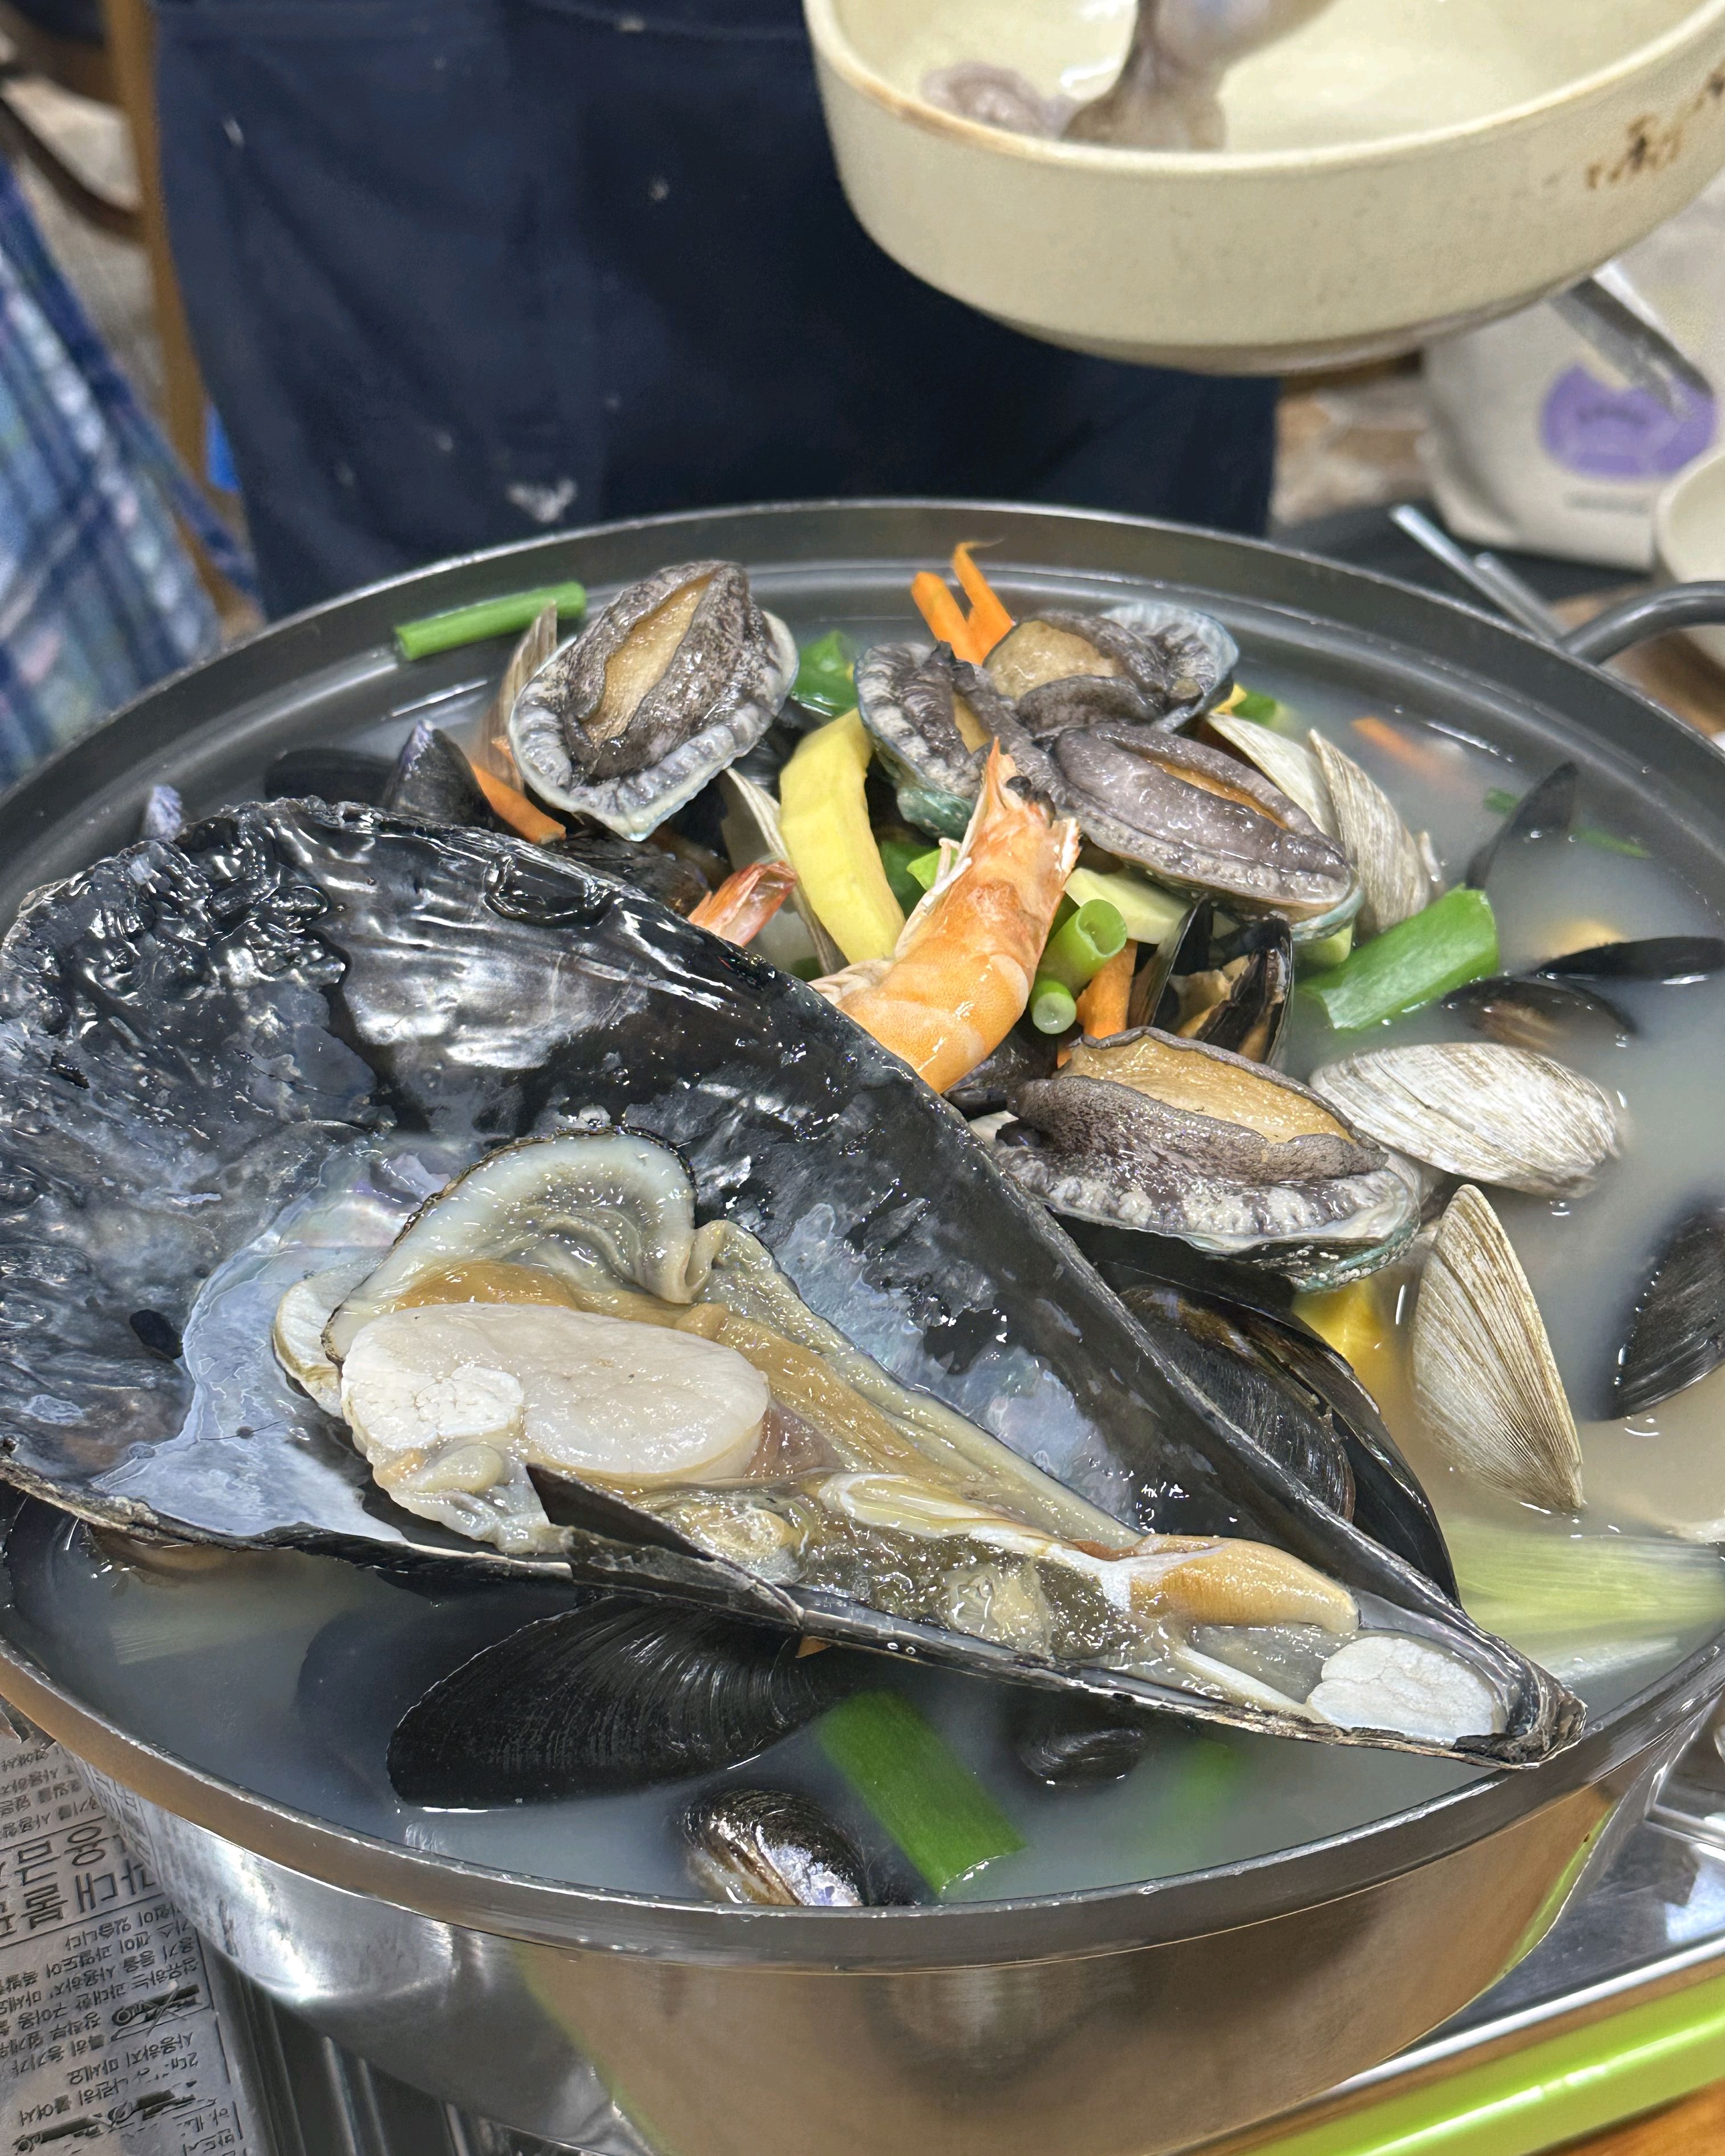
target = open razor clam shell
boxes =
[0,804,1576,1764]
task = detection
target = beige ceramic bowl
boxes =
[1655,445,1725,669]
[805,0,1725,372]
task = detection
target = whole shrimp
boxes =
[816,741,1078,1093]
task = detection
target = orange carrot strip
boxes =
[689,860,798,946]
[1075,941,1136,1041]
[911,570,987,665]
[951,542,1014,656]
[471,763,564,844]
[1350,715,1451,783]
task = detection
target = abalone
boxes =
[510,561,797,840]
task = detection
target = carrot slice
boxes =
[1075,940,1136,1041]
[471,763,564,844]
[951,543,1014,656]
[911,570,987,665]
[1351,715,1451,783]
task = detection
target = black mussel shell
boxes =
[681,1787,876,1907]
[945,1024,1059,1115]
[1125,906,1289,1064]
[1118,1284,1354,1522]
[1443,974,1635,1052]
[1011,1691,1152,1785]
[1537,937,1725,983]
[1465,762,1576,889]
[387,1600,861,1805]
[383,721,504,831]
[264,744,394,805]
[1614,1206,1725,1417]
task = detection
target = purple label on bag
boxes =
[1540,365,1716,480]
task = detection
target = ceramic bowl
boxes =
[1655,444,1725,670]
[804,0,1725,373]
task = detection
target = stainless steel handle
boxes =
[1561,583,1725,664]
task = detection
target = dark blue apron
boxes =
[154,0,1278,616]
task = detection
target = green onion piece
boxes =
[394,581,586,660]
[792,629,857,717]
[1301,886,1498,1032]
[1448,1519,1725,1665]
[1030,979,1079,1034]
[905,847,944,893]
[1064,866,1188,946]
[1481,788,1647,859]
[1230,690,1280,723]
[1038,899,1128,995]
[1297,923,1354,974]
[819,1692,1025,1894]
[877,836,930,915]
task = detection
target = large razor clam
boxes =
[0,803,1576,1764]
[511,561,797,840]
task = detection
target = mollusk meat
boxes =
[510,561,797,839]
[1310,1043,1619,1198]
[0,803,1577,1763]
[993,1027,1418,1282]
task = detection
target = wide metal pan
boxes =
[2,501,1725,2156]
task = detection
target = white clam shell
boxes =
[1310,732,1437,937]
[1309,1041,1619,1198]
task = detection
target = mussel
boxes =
[993,1027,1418,1283]
[681,1788,875,1907]
[510,561,798,839]
[384,720,504,832]
[0,803,1577,1764]
[1011,1691,1151,1785]
[388,1600,856,1804]
[1535,937,1725,984]
[1442,975,1634,1053]
[1614,1206,1725,1416]
[1310,1043,1619,1198]
[1465,763,1576,890]
[1127,901,1293,1063]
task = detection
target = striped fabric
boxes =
[0,159,254,792]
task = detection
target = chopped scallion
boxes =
[792,629,857,718]
[819,1691,1025,1894]
[1301,886,1498,1032]
[394,582,586,660]
[1481,788,1647,858]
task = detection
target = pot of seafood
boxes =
[2,501,1725,2156]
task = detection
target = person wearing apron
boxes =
[154,0,1279,618]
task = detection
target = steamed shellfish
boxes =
[510,561,797,839]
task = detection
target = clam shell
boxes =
[1309,1043,1619,1198]
[1412,1185,1584,1513]
[0,804,1576,1764]
[1310,733,1436,937]
[1206,715,1337,836]
[511,562,797,840]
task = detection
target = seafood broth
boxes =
[6,647,1725,1906]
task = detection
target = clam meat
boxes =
[993,1027,1418,1282]
[510,561,797,840]
[1310,1043,1619,1198]
[0,803,1577,1764]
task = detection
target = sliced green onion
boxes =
[905,847,944,893]
[1039,899,1128,995]
[1030,979,1079,1034]
[1448,1519,1725,1658]
[1301,887,1498,1033]
[819,1692,1025,1895]
[1230,690,1281,723]
[1063,866,1188,947]
[1481,788,1647,859]
[792,629,857,718]
[394,581,586,660]
[877,836,930,914]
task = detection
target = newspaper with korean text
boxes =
[0,1729,268,2156]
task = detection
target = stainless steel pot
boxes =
[3,502,1725,2156]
